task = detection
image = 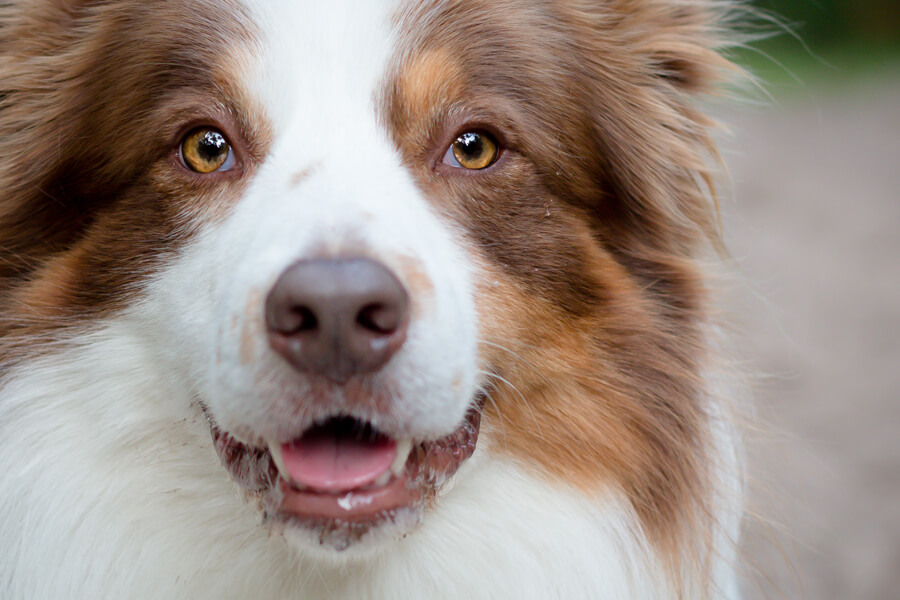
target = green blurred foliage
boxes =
[736,0,900,86]
[754,0,900,45]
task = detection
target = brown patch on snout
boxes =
[391,254,434,318]
[240,288,266,366]
[290,163,319,188]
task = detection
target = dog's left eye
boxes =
[180,127,235,173]
[442,131,499,170]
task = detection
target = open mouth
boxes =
[210,406,482,531]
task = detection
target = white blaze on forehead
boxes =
[227,0,452,308]
[230,0,422,268]
[149,0,480,442]
[241,0,398,146]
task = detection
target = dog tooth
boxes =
[390,439,413,476]
[268,440,290,481]
[373,471,392,487]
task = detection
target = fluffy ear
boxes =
[610,0,738,93]
[559,0,740,257]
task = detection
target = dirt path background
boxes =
[719,77,900,599]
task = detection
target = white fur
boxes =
[0,319,675,599]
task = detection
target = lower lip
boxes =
[277,475,419,522]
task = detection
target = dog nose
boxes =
[265,258,409,382]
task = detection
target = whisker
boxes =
[478,338,555,388]
[477,369,544,440]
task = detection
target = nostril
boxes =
[356,303,399,335]
[290,306,319,334]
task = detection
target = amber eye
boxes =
[444,131,499,170]
[180,127,233,173]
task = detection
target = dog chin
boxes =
[273,505,426,558]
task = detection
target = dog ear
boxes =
[564,0,738,93]
[610,0,737,93]
[559,0,739,257]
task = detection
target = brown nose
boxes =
[265,258,409,383]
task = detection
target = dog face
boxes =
[0,0,732,561]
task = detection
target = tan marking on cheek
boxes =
[473,244,708,555]
[239,288,265,365]
[14,249,87,316]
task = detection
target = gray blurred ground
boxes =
[720,76,900,599]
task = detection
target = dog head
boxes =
[0,0,735,558]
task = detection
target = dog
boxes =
[0,0,745,597]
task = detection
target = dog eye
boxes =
[180,127,235,173]
[442,131,499,170]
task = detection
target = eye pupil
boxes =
[197,131,227,160]
[457,132,483,157]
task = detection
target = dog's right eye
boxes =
[180,127,235,173]
[443,131,499,170]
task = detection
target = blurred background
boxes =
[720,1,899,598]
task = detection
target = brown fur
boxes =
[0,0,270,370]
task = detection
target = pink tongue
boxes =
[280,429,397,493]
